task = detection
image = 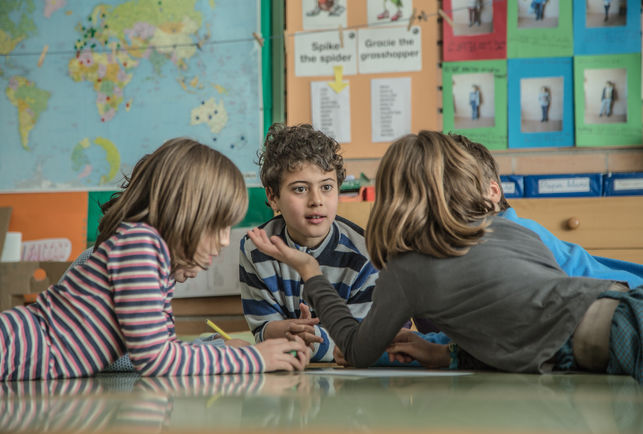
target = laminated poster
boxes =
[507,0,573,58]
[573,0,641,55]
[442,59,507,150]
[442,0,507,62]
[574,53,642,147]
[507,57,574,149]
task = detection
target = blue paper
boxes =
[507,57,574,149]
[573,0,641,55]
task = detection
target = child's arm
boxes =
[247,228,411,367]
[108,228,308,375]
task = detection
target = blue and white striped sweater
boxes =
[239,215,378,361]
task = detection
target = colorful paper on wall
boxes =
[507,0,573,58]
[442,0,507,61]
[507,57,574,149]
[573,53,642,147]
[87,191,117,246]
[0,192,88,260]
[442,59,507,149]
[573,0,641,55]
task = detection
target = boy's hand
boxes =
[264,319,323,347]
[247,228,322,281]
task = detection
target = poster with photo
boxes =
[366,0,414,25]
[573,0,641,55]
[507,57,574,149]
[442,0,507,61]
[302,0,348,30]
[574,53,642,147]
[442,59,507,149]
[507,0,573,58]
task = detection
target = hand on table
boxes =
[385,329,450,369]
[255,335,311,372]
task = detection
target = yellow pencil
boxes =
[206,320,232,340]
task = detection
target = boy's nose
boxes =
[309,191,322,206]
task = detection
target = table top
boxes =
[1,369,640,433]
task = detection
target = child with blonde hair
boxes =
[0,138,309,381]
[248,130,642,381]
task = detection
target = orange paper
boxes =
[0,192,88,260]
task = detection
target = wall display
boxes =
[311,77,352,143]
[507,57,574,148]
[0,0,264,191]
[573,0,641,55]
[0,192,88,260]
[506,0,573,58]
[442,59,507,149]
[370,77,411,142]
[294,28,359,77]
[302,0,348,30]
[574,53,642,147]
[366,0,414,25]
[442,0,507,61]
[287,0,440,159]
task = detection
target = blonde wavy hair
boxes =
[366,131,494,269]
[96,138,248,270]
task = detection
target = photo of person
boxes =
[367,0,413,24]
[583,68,627,124]
[452,72,495,129]
[302,0,347,30]
[517,0,560,29]
[585,0,627,27]
[451,0,494,36]
[520,77,564,132]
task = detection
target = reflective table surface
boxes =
[0,370,641,433]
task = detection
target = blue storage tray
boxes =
[524,173,603,198]
[500,175,524,198]
[604,172,643,196]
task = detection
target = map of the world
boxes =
[0,0,262,191]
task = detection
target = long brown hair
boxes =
[96,138,248,270]
[366,131,494,269]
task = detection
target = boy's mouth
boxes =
[305,214,326,223]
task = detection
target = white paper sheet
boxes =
[304,368,472,377]
[311,80,351,143]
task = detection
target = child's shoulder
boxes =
[333,216,369,255]
[113,221,166,249]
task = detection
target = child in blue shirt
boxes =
[239,123,378,362]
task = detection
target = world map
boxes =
[0,0,262,191]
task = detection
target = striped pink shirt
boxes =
[2,222,263,380]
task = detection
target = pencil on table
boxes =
[206,319,232,340]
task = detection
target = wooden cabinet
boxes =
[338,196,643,264]
[509,197,643,263]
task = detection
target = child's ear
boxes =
[488,180,502,205]
[265,187,280,213]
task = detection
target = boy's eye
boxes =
[321,184,334,192]
[293,186,307,193]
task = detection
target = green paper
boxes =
[87,191,118,246]
[442,60,508,150]
[507,1,573,58]
[237,187,273,228]
[574,53,642,147]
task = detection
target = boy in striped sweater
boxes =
[239,123,378,361]
[0,138,309,381]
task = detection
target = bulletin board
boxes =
[285,0,441,159]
